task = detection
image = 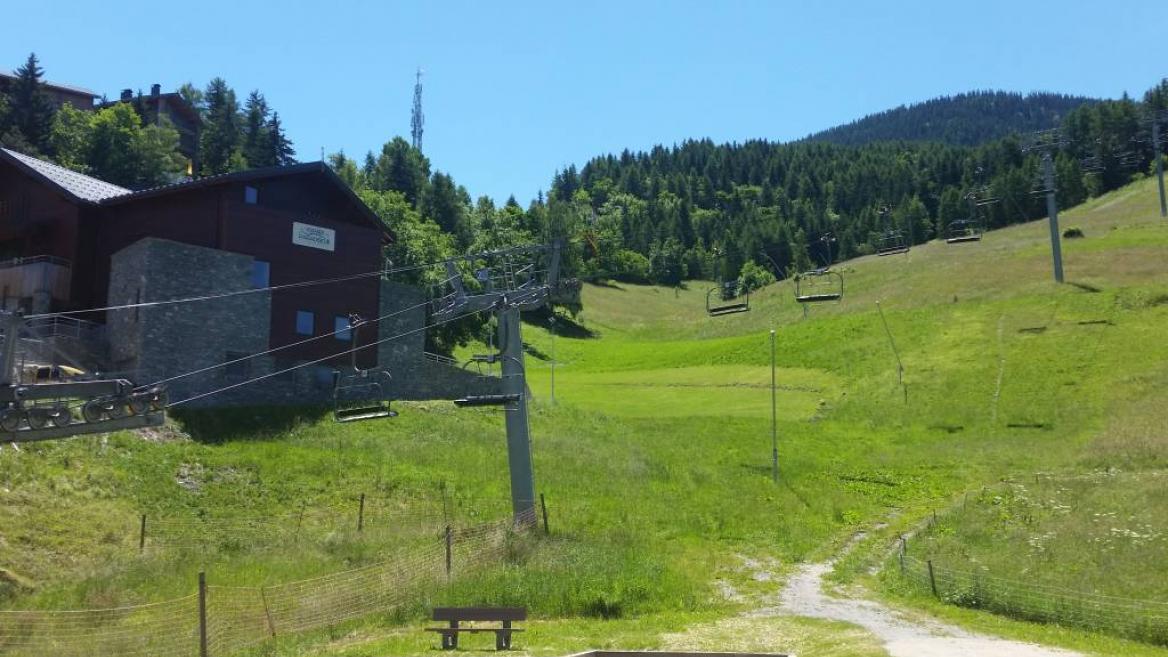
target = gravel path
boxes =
[773,560,1084,657]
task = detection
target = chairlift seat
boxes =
[333,369,396,423]
[796,293,843,303]
[706,285,750,317]
[946,234,982,244]
[708,302,750,316]
[454,394,522,407]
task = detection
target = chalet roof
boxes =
[0,69,99,98]
[0,149,390,240]
[0,148,131,202]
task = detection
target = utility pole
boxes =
[769,329,778,483]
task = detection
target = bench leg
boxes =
[443,632,458,650]
[496,630,507,650]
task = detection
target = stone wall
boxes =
[106,242,496,407]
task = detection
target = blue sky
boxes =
[4,1,1164,204]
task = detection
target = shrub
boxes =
[1063,227,1084,239]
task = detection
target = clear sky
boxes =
[4,1,1164,204]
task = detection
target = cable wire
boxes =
[168,306,490,407]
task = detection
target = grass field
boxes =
[2,176,1168,655]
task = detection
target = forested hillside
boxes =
[544,80,1166,286]
[805,91,1096,147]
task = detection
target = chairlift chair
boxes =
[946,219,983,244]
[706,280,750,317]
[333,368,397,422]
[453,354,522,408]
[794,268,844,304]
[331,313,397,423]
[876,230,910,256]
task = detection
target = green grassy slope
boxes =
[2,176,1168,656]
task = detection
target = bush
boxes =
[609,250,652,284]
[1063,227,1084,239]
[739,261,776,293]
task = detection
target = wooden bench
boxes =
[426,607,526,650]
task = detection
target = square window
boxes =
[244,185,258,204]
[251,260,270,289]
[334,315,352,341]
[295,310,315,335]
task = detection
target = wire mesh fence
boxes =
[899,554,1168,645]
[0,511,533,657]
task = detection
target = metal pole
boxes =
[770,329,778,483]
[1043,153,1065,283]
[0,312,21,386]
[1154,119,1166,218]
[548,317,556,404]
[500,307,537,522]
[197,571,208,657]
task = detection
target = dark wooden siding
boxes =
[95,175,383,367]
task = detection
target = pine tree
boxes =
[242,91,272,167]
[267,112,295,165]
[5,53,56,154]
[199,78,242,175]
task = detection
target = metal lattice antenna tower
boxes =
[410,68,424,152]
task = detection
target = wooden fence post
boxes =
[540,493,549,535]
[294,503,305,544]
[198,571,208,657]
[357,493,366,532]
[927,560,939,599]
[444,525,453,582]
[139,514,147,552]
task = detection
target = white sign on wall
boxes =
[292,222,336,252]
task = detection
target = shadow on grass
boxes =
[172,405,329,444]
[740,463,813,508]
[1068,281,1103,293]
[521,307,598,339]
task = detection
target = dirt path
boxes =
[771,560,1083,657]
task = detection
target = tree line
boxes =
[806,91,1097,147]
[0,53,295,188]
[541,78,1168,289]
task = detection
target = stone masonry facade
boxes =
[107,238,495,407]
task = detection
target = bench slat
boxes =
[432,606,526,621]
[426,628,526,634]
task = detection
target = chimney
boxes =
[151,83,161,97]
[120,88,133,101]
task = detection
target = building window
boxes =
[225,352,251,381]
[295,310,315,335]
[251,260,270,289]
[244,185,258,204]
[334,315,352,341]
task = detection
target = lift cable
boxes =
[132,296,440,392]
[25,241,567,321]
[168,305,491,408]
